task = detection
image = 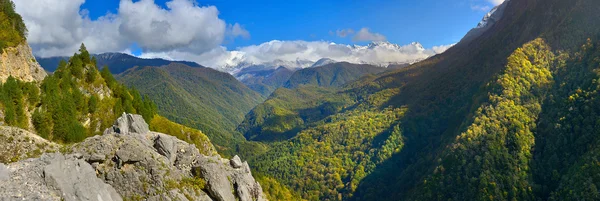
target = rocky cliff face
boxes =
[0,113,267,201]
[0,43,47,83]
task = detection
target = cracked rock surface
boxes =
[0,114,266,201]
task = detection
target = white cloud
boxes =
[336,29,355,38]
[13,0,246,57]
[432,43,455,54]
[470,5,491,12]
[488,0,505,6]
[228,23,250,39]
[140,40,455,72]
[14,0,454,73]
[352,28,386,42]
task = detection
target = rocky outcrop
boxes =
[0,43,47,83]
[0,113,267,200]
[0,153,122,201]
[0,126,59,163]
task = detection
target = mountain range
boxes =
[4,0,600,200]
[36,52,202,74]
[218,41,440,73]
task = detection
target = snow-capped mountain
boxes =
[461,0,511,43]
[311,58,337,68]
[218,40,442,73]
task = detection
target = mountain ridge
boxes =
[36,52,202,74]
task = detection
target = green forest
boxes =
[1,44,157,143]
[0,0,26,50]
[6,0,600,200]
[240,0,600,200]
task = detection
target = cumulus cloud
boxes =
[335,29,355,38]
[432,43,455,54]
[13,0,246,57]
[228,23,250,39]
[352,28,386,42]
[141,40,455,71]
[14,0,454,73]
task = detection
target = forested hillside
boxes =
[236,66,295,96]
[117,64,265,155]
[0,0,26,50]
[239,62,386,142]
[243,0,600,200]
[1,44,156,142]
[284,62,385,89]
[238,86,354,141]
[1,44,219,164]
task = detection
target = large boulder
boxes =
[195,155,266,201]
[0,153,122,201]
[107,113,149,135]
[43,154,122,201]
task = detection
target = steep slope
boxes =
[244,0,600,200]
[117,63,265,152]
[36,52,202,74]
[236,66,295,96]
[238,86,354,141]
[1,44,46,82]
[238,62,385,142]
[284,62,385,89]
[0,0,46,82]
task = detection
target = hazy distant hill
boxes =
[236,66,295,96]
[37,52,201,73]
[283,62,385,89]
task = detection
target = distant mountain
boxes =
[284,62,386,89]
[219,41,436,73]
[36,52,202,74]
[310,58,337,68]
[238,62,385,142]
[460,0,511,44]
[117,63,265,153]
[235,66,295,96]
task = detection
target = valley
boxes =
[3,0,600,200]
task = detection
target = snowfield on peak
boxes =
[215,40,453,73]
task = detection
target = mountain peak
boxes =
[460,0,511,44]
[311,58,337,68]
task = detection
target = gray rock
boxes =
[1,114,267,201]
[196,155,266,201]
[154,134,177,164]
[0,153,122,201]
[230,155,243,169]
[127,114,149,134]
[0,163,8,181]
[109,113,149,135]
[89,154,105,162]
[0,126,59,164]
[195,158,236,201]
[43,154,122,201]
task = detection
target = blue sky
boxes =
[15,0,502,69]
[80,0,499,50]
